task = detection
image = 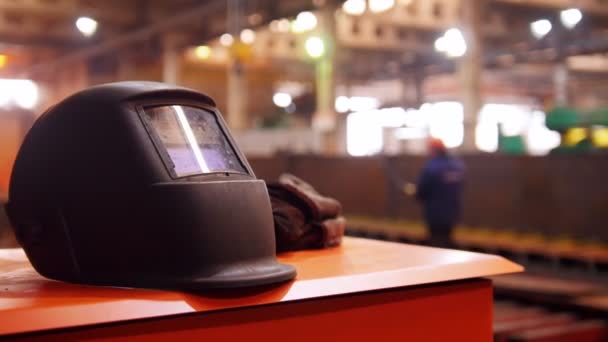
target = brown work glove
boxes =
[267,174,346,252]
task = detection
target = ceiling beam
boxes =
[16,1,226,77]
[495,0,608,16]
[0,0,137,25]
[0,34,85,48]
[17,0,342,77]
[0,12,84,42]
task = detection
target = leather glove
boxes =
[267,174,346,252]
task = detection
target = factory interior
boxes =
[0,0,608,340]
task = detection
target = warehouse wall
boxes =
[250,154,608,241]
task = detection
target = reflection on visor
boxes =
[144,105,247,177]
[173,105,210,173]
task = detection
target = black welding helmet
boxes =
[5,81,296,290]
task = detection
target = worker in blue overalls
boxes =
[414,138,465,248]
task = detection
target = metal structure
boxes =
[0,0,607,149]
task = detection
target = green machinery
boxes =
[546,107,608,153]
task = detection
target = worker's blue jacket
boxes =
[415,155,465,226]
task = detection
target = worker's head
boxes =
[428,137,447,157]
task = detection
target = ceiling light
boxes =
[273,92,292,108]
[277,19,291,32]
[240,29,256,44]
[342,0,366,16]
[0,81,10,106]
[560,8,582,29]
[335,96,350,113]
[13,80,39,109]
[75,16,98,37]
[369,0,395,13]
[220,33,234,46]
[194,45,211,59]
[434,36,447,52]
[434,28,467,58]
[292,11,318,33]
[0,79,39,109]
[305,36,325,58]
[269,20,280,32]
[530,19,552,39]
[348,96,380,112]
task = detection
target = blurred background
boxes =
[0,0,607,339]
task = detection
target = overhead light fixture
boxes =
[424,102,464,148]
[273,92,292,108]
[305,36,325,58]
[434,28,467,58]
[342,0,366,16]
[219,33,234,46]
[475,121,499,153]
[0,79,39,109]
[277,19,291,32]
[270,19,291,33]
[0,89,9,106]
[346,111,383,156]
[394,127,427,140]
[75,16,98,37]
[335,96,350,113]
[13,80,39,109]
[348,96,380,112]
[0,54,7,68]
[334,96,380,113]
[560,8,582,29]
[240,29,256,44]
[530,19,552,39]
[434,37,447,53]
[269,20,280,32]
[292,11,318,33]
[369,0,395,13]
[194,45,211,59]
[346,107,410,156]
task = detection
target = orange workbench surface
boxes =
[0,237,522,340]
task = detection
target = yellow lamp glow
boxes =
[194,46,211,59]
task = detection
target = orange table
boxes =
[0,237,522,341]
